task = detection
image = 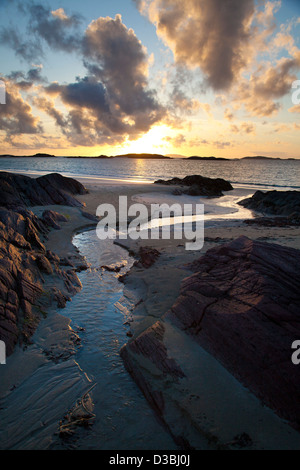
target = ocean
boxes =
[0,156,299,191]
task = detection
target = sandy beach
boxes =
[1,175,299,449]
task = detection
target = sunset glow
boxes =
[0,0,299,158]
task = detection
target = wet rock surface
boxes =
[239,190,300,216]
[154,175,233,197]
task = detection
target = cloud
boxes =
[0,27,43,61]
[0,3,83,61]
[39,14,165,144]
[0,79,42,136]
[136,0,300,118]
[1,8,165,147]
[137,0,255,90]
[33,95,68,129]
[82,14,163,126]
[230,122,256,134]
[253,55,300,99]
[224,108,234,121]
[189,137,232,149]
[7,65,47,89]
[27,3,83,53]
[289,104,300,113]
[163,133,186,147]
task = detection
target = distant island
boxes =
[0,153,298,160]
[187,156,229,161]
[114,153,171,159]
[241,156,297,161]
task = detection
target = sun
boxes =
[117,125,175,155]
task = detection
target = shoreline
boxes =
[0,176,299,449]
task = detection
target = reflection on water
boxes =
[55,230,177,450]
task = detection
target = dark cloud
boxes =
[7,66,46,89]
[47,77,109,114]
[0,80,42,136]
[0,27,43,61]
[82,14,163,124]
[27,4,83,53]
[0,3,82,61]
[137,0,255,90]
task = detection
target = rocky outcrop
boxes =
[239,190,300,216]
[0,172,88,209]
[0,206,83,355]
[0,172,89,356]
[155,175,233,197]
[244,214,300,227]
[122,236,300,432]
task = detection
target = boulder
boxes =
[0,172,88,210]
[239,190,300,216]
[155,175,233,197]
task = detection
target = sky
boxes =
[0,0,299,158]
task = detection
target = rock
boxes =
[0,172,87,210]
[46,250,60,264]
[41,210,68,230]
[121,321,185,379]
[165,236,300,429]
[135,247,160,268]
[244,215,300,227]
[17,272,43,304]
[51,287,71,309]
[37,173,88,196]
[81,211,99,222]
[101,263,126,273]
[155,175,233,197]
[121,322,184,417]
[35,255,53,275]
[239,190,300,216]
[0,173,91,357]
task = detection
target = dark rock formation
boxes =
[0,172,88,209]
[0,206,83,355]
[244,214,300,227]
[121,322,185,416]
[121,236,300,432]
[155,175,233,197]
[239,190,300,216]
[166,236,300,429]
[0,172,89,356]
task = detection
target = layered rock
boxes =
[155,175,233,197]
[0,173,89,356]
[239,190,300,216]
[121,236,300,432]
